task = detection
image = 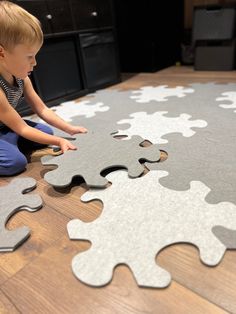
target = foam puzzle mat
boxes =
[0,178,42,251]
[68,170,236,288]
[29,82,236,287]
[41,131,160,188]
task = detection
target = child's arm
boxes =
[23,77,87,135]
[0,89,76,153]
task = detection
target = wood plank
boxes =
[0,290,19,314]
[0,202,69,283]
[1,236,228,314]
[116,66,236,87]
[158,244,236,313]
[37,179,103,221]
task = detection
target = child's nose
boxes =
[31,57,37,66]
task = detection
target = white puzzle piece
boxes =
[67,170,236,288]
[216,91,236,112]
[130,85,194,103]
[116,111,207,144]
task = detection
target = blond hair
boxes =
[0,1,43,51]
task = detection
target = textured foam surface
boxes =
[0,178,43,251]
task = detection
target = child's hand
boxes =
[67,125,88,135]
[59,138,77,153]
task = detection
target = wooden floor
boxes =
[1,66,236,314]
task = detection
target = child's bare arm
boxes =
[0,90,76,153]
[23,77,87,135]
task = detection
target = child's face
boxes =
[1,43,41,79]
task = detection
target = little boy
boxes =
[0,1,87,176]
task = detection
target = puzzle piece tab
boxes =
[67,170,236,288]
[212,226,236,249]
[0,177,43,252]
[41,132,161,188]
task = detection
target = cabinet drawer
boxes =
[70,0,113,30]
[79,31,120,88]
[33,38,83,102]
[16,0,74,34]
[46,0,74,33]
[16,0,52,34]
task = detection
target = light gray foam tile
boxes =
[25,83,236,136]
[67,86,195,133]
[70,116,119,135]
[116,111,207,144]
[212,226,236,249]
[216,91,236,113]
[72,84,236,136]
[41,131,160,188]
[130,85,194,102]
[130,83,236,119]
[48,99,109,120]
[67,170,236,288]
[24,99,109,122]
[69,87,196,135]
[22,84,208,137]
[146,127,236,205]
[85,89,149,125]
[0,177,43,252]
[29,83,236,204]
[85,87,195,126]
[145,83,236,205]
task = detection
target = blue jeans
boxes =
[0,120,53,176]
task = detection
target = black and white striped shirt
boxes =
[0,75,24,129]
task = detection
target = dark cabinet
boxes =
[16,0,74,34]
[79,31,120,89]
[70,0,113,30]
[45,0,74,33]
[14,0,120,115]
[16,0,51,34]
[33,37,83,103]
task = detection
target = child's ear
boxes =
[0,45,5,59]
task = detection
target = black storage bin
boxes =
[79,31,120,89]
[192,5,236,43]
[33,38,83,103]
[194,40,235,71]
[192,4,236,71]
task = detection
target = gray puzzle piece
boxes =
[41,131,161,188]
[70,84,236,138]
[212,226,236,249]
[67,170,236,288]
[129,83,236,118]
[70,90,143,134]
[76,88,194,133]
[0,177,43,252]
[144,83,236,205]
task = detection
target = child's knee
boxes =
[12,153,27,174]
[0,152,27,176]
[47,126,54,136]
[38,124,54,136]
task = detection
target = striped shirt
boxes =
[0,75,24,129]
